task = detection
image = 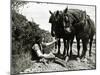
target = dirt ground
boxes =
[20,43,96,74]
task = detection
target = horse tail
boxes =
[86,16,96,57]
[87,17,96,35]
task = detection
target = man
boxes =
[32,36,57,61]
[32,36,68,67]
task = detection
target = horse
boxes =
[62,7,95,59]
[86,15,96,57]
[49,10,75,60]
[49,10,61,55]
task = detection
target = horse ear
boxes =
[83,10,87,17]
[56,10,59,16]
[83,10,86,14]
[64,6,68,13]
[85,10,86,13]
[49,10,53,15]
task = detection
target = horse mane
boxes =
[67,9,84,23]
[86,16,96,33]
[87,15,94,26]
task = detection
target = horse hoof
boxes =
[81,57,87,63]
[57,53,61,55]
[89,56,92,60]
[89,54,92,57]
[65,56,69,62]
[76,57,81,62]
[80,55,84,59]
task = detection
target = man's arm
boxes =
[32,44,44,57]
[42,39,57,47]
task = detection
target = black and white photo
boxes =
[11,0,96,74]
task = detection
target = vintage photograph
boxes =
[11,0,96,74]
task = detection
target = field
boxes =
[11,1,96,74]
[19,42,96,74]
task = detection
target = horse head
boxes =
[49,10,64,37]
[80,10,91,33]
[49,10,57,37]
[80,10,87,25]
[62,7,74,34]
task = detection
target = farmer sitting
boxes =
[31,36,57,62]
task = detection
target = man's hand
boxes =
[44,39,58,46]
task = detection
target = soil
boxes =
[20,43,96,74]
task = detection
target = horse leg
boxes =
[55,39,58,49]
[66,40,70,56]
[81,39,88,59]
[75,38,81,62]
[64,40,70,61]
[89,37,93,57]
[77,39,80,57]
[70,35,74,57]
[63,38,66,56]
[57,38,61,55]
[63,39,70,61]
[53,37,58,53]
[70,39,73,57]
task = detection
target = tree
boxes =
[11,0,28,12]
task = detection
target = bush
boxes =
[11,10,53,74]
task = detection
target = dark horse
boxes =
[49,10,75,60]
[62,7,95,59]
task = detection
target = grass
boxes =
[11,52,33,74]
[11,42,55,74]
[11,42,96,74]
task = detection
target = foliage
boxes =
[12,10,53,55]
[11,10,53,74]
[11,0,28,12]
[11,1,53,73]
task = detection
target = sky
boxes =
[19,2,95,32]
